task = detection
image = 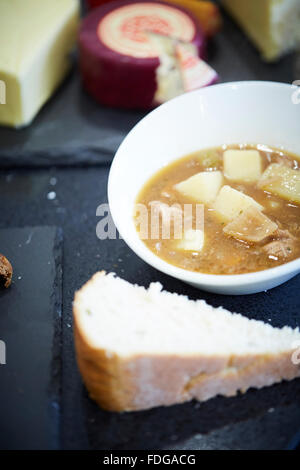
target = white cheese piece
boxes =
[0,0,79,127]
[213,185,263,222]
[222,0,300,61]
[224,149,262,183]
[175,171,223,204]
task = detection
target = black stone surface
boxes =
[286,428,300,450]
[0,167,299,450]
[0,8,297,168]
[0,226,63,450]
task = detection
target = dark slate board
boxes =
[286,428,300,450]
[0,226,63,450]
[0,0,299,450]
[0,7,298,168]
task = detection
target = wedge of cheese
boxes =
[0,0,79,127]
[175,42,218,93]
[222,0,300,61]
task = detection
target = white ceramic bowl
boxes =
[108,81,300,295]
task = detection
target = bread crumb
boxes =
[47,191,56,200]
[0,254,13,288]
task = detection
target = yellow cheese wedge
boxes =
[0,0,79,128]
[222,0,300,61]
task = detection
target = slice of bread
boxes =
[73,272,300,412]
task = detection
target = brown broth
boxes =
[135,145,300,275]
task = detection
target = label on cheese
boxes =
[176,43,218,92]
[97,2,196,58]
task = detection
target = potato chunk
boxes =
[177,229,204,251]
[213,185,263,222]
[223,206,278,243]
[223,149,262,183]
[258,163,300,204]
[174,171,223,203]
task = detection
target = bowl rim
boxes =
[108,80,300,288]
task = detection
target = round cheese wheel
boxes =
[79,0,205,109]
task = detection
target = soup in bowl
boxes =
[108,81,300,294]
[135,144,300,275]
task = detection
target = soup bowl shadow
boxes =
[108,81,300,295]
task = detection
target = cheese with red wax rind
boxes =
[86,0,111,8]
[79,0,206,109]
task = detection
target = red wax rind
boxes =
[86,0,111,8]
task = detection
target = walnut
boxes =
[0,254,13,288]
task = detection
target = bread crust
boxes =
[73,272,138,411]
[73,272,300,412]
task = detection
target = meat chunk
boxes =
[276,229,297,240]
[274,155,294,168]
[263,229,296,259]
[263,240,291,258]
[0,254,13,288]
